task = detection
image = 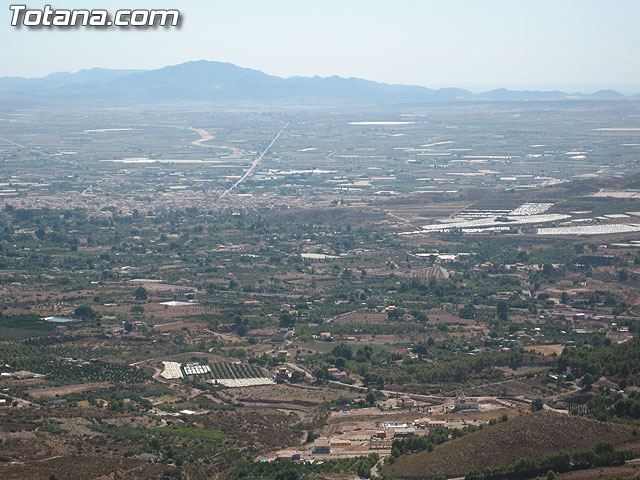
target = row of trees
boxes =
[585,390,640,421]
[465,443,633,480]
[389,425,480,460]
[231,453,380,480]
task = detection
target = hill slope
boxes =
[384,411,635,479]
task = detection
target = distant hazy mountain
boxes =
[0,67,143,93]
[472,88,570,101]
[0,60,634,105]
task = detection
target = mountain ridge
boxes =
[0,60,637,105]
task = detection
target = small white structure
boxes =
[209,377,275,388]
[160,361,183,380]
[160,300,199,307]
[183,364,211,376]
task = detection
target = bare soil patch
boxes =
[28,382,113,399]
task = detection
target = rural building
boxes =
[276,451,301,462]
[313,438,331,454]
[454,395,479,411]
[138,453,159,463]
[327,368,347,379]
[183,363,211,376]
[414,418,447,427]
[369,440,393,450]
[330,439,351,447]
[393,427,416,438]
[397,396,415,408]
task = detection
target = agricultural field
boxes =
[210,362,265,380]
[1,101,640,479]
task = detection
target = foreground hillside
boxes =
[384,411,636,479]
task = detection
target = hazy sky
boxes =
[2,0,639,92]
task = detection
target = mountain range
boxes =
[0,60,636,106]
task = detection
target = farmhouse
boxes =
[313,438,331,454]
[393,427,416,438]
[327,368,347,379]
[454,395,479,411]
[397,396,415,408]
[414,417,447,428]
[276,451,301,462]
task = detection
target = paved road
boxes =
[0,136,27,148]
[286,362,313,379]
[328,380,447,401]
[219,123,288,199]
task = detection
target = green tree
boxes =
[460,304,476,319]
[290,370,305,383]
[496,301,509,322]
[582,372,594,389]
[74,305,97,321]
[331,344,352,360]
[532,398,544,411]
[279,312,295,329]
[134,286,148,301]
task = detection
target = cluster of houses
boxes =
[266,395,484,463]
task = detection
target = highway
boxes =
[219,122,289,199]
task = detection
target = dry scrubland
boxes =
[385,411,638,479]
